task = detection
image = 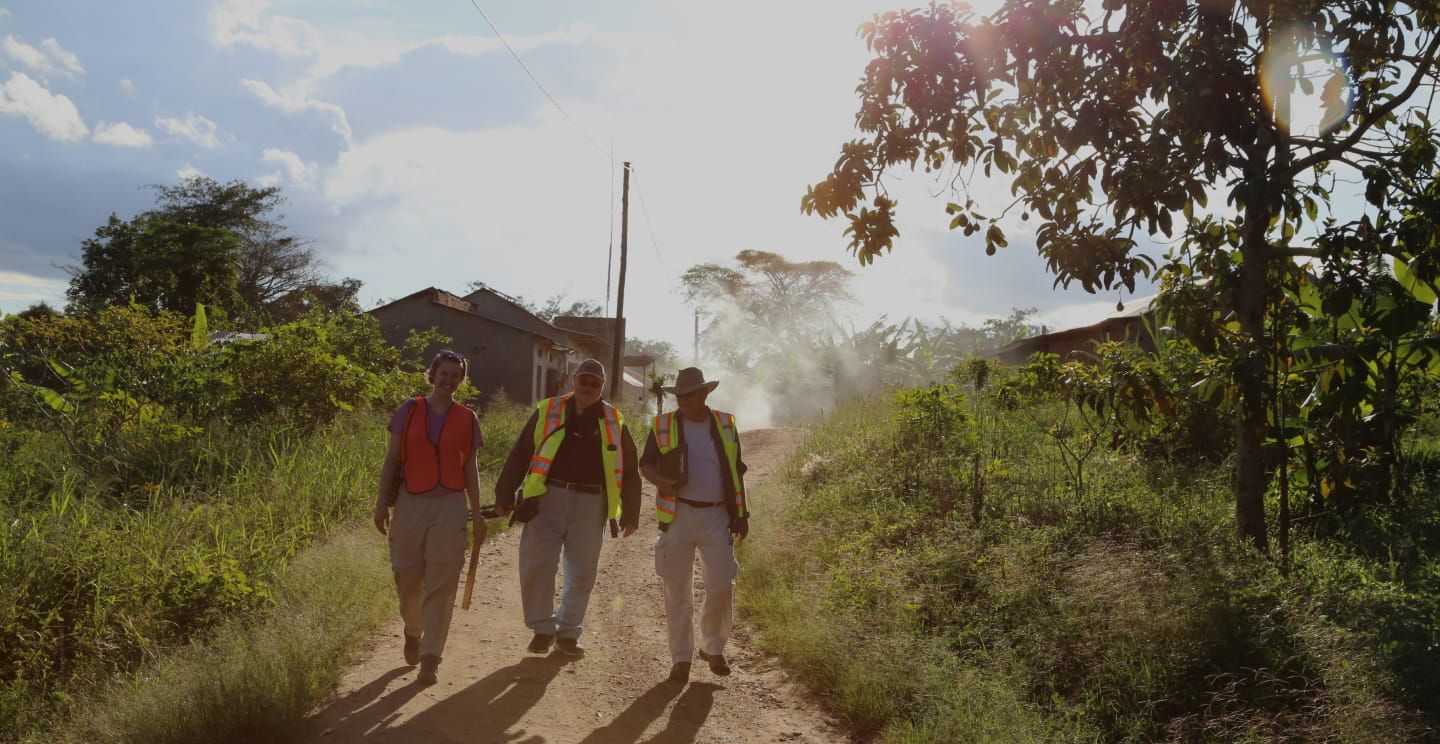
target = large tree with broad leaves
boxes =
[804,0,1440,550]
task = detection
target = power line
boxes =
[463,0,611,162]
[606,139,615,314]
[630,169,667,268]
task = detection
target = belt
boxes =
[676,496,723,508]
[548,478,603,494]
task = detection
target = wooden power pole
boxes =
[609,162,631,399]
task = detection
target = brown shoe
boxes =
[416,654,440,685]
[403,633,420,666]
[697,650,730,676]
[668,662,691,683]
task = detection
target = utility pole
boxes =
[609,162,631,399]
[693,308,700,362]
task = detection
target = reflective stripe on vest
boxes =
[520,395,626,519]
[650,409,745,523]
[401,396,474,493]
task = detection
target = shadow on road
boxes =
[575,680,684,744]
[378,654,570,742]
[575,680,722,744]
[306,665,420,740]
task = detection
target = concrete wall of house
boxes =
[371,295,546,406]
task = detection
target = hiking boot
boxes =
[403,633,420,666]
[416,654,440,685]
[697,649,731,676]
[668,662,691,683]
[555,637,585,658]
[527,632,554,654]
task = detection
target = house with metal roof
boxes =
[989,295,1159,365]
[369,285,614,406]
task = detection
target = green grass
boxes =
[0,398,529,742]
[44,525,391,744]
[739,392,1435,742]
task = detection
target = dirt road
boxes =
[306,427,850,744]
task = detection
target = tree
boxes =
[68,176,356,325]
[682,250,854,369]
[67,215,242,316]
[804,2,1440,550]
[626,337,680,366]
[498,287,604,323]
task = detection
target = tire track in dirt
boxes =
[305,427,852,744]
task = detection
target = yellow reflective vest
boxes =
[520,394,626,520]
[651,409,746,524]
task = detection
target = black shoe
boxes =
[403,633,421,666]
[555,637,585,658]
[527,633,554,654]
[668,662,691,683]
[416,654,440,685]
[697,650,731,676]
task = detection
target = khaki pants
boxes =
[389,489,468,658]
[655,501,738,664]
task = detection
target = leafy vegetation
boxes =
[804,0,1440,550]
[742,372,1440,741]
[67,177,359,327]
[0,174,536,741]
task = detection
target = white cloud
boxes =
[0,270,60,288]
[155,112,222,149]
[39,38,82,76]
[93,120,153,147]
[2,35,83,80]
[241,78,351,144]
[257,147,316,187]
[177,163,206,180]
[119,77,135,96]
[0,270,66,312]
[2,36,47,74]
[210,0,318,57]
[0,72,86,141]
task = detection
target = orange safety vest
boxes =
[401,396,474,493]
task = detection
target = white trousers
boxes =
[654,501,739,664]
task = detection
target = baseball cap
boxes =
[575,358,606,380]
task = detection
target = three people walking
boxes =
[376,354,746,686]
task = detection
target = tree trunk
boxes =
[1236,199,1271,552]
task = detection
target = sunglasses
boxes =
[436,351,465,362]
[575,376,603,389]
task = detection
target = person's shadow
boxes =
[304,666,421,740]
[644,682,721,744]
[379,654,569,742]
[576,680,722,744]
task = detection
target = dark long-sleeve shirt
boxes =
[494,398,642,528]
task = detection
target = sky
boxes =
[0,0,1158,347]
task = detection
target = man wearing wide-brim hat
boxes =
[639,367,749,683]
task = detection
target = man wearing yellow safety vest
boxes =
[494,358,641,658]
[639,367,748,683]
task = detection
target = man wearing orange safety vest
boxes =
[494,358,641,658]
[639,367,748,683]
